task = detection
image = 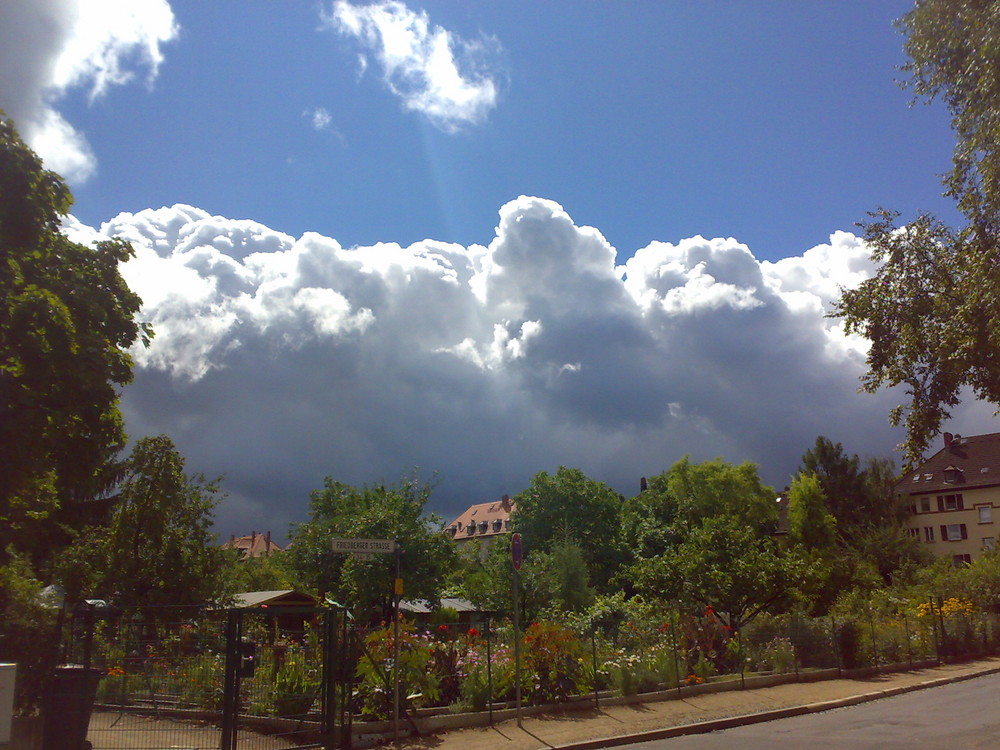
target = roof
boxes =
[444,498,515,540]
[233,590,318,608]
[399,597,479,614]
[222,531,284,558]
[896,432,1000,496]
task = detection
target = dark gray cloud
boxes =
[65,198,993,539]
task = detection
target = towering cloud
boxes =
[64,197,946,536]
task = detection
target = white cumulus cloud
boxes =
[0,0,177,182]
[65,197,994,536]
[325,0,501,132]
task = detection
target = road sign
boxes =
[331,538,397,554]
[351,552,376,562]
[511,533,523,571]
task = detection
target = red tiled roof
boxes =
[222,531,284,558]
[445,498,515,540]
[896,432,1000,496]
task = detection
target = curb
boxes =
[552,665,1000,750]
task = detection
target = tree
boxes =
[286,474,456,621]
[799,437,905,542]
[0,113,150,569]
[787,473,837,551]
[632,515,807,634]
[621,457,778,560]
[511,467,625,592]
[61,436,229,612]
[834,1,1000,464]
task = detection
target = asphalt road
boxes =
[612,671,1000,750]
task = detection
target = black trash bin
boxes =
[41,664,103,750]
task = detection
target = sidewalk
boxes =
[389,657,1000,750]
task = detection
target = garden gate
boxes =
[220,606,351,750]
[74,604,354,750]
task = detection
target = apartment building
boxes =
[897,431,1000,566]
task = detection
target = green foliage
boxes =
[0,114,151,570]
[354,620,440,718]
[758,636,796,674]
[633,515,807,633]
[787,472,836,551]
[521,621,590,704]
[512,467,624,592]
[61,435,229,612]
[834,2,1000,462]
[622,457,779,564]
[221,549,296,596]
[0,554,59,713]
[287,474,456,620]
[532,532,596,615]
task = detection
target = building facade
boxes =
[897,432,1000,566]
[444,495,515,558]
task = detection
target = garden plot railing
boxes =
[53,597,1000,750]
[59,604,352,750]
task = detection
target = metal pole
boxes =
[929,596,941,663]
[513,564,522,727]
[393,544,401,749]
[485,616,493,725]
[669,603,681,697]
[591,628,599,708]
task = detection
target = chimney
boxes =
[501,494,512,512]
[640,477,648,493]
[944,432,953,448]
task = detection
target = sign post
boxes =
[329,537,401,744]
[511,533,522,727]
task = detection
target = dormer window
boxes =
[479,521,488,533]
[493,519,503,531]
[943,466,963,484]
[467,525,475,535]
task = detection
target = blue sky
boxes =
[2,1,989,538]
[60,1,956,260]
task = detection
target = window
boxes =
[983,537,995,551]
[920,497,931,513]
[907,528,920,538]
[937,493,964,511]
[953,554,972,567]
[979,506,993,524]
[942,523,968,541]
[924,527,935,542]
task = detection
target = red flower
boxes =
[467,627,479,637]
[438,624,450,633]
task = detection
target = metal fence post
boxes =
[220,609,242,750]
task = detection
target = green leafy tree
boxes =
[799,437,905,542]
[221,549,296,595]
[834,1,1000,464]
[787,472,837,551]
[286,475,456,621]
[1,114,151,568]
[621,456,778,561]
[62,436,229,613]
[457,529,595,620]
[632,515,807,634]
[511,467,625,592]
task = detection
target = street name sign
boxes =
[332,538,397,554]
